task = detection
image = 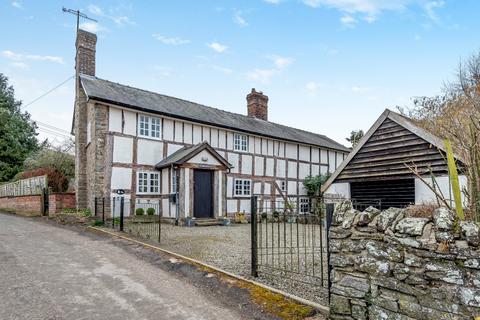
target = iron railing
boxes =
[351,198,382,211]
[251,195,331,304]
[94,197,163,243]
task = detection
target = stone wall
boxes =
[0,195,43,216]
[329,202,480,319]
[48,193,76,215]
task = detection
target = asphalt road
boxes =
[0,213,272,320]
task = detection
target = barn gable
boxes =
[336,117,449,182]
[322,109,465,208]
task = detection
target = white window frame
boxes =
[137,171,160,194]
[171,169,178,194]
[299,197,310,214]
[280,180,286,192]
[234,179,251,197]
[138,114,161,139]
[234,133,248,152]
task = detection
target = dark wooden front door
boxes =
[193,169,213,218]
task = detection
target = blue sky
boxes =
[1,0,479,146]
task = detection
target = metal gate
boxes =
[95,197,163,243]
[250,195,333,304]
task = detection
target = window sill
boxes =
[137,135,162,141]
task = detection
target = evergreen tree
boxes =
[0,74,39,182]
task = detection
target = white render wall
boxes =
[106,105,348,216]
[325,182,351,199]
[415,175,468,207]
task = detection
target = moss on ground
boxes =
[194,264,317,319]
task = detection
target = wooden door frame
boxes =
[193,169,214,219]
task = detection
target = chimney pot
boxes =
[246,88,268,121]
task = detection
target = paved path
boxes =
[0,213,265,320]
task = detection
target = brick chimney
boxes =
[246,88,268,121]
[75,29,97,76]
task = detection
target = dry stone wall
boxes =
[329,202,480,319]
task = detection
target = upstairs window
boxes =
[234,133,248,152]
[137,172,160,194]
[234,179,251,197]
[138,115,161,138]
[280,180,286,192]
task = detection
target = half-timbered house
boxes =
[72,29,349,221]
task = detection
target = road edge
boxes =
[87,226,330,316]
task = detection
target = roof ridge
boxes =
[80,74,349,151]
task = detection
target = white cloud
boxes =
[87,4,135,27]
[234,11,249,27]
[267,55,293,69]
[11,1,23,9]
[247,69,279,84]
[11,62,29,70]
[306,81,324,93]
[264,0,281,3]
[207,42,228,53]
[153,34,190,45]
[302,0,410,24]
[79,21,106,33]
[88,4,103,15]
[423,1,444,22]
[1,50,64,64]
[247,54,292,84]
[340,14,357,27]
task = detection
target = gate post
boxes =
[326,202,335,302]
[102,198,105,223]
[251,196,258,277]
[120,197,124,232]
[158,204,162,243]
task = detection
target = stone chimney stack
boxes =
[246,88,268,121]
[75,29,97,76]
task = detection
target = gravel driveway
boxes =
[0,213,277,320]
[123,221,329,305]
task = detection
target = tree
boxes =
[22,138,75,179]
[0,74,38,182]
[400,50,480,220]
[303,173,331,197]
[346,130,364,148]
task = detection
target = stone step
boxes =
[194,219,223,226]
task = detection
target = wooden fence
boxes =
[0,175,47,197]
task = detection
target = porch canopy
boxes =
[155,141,232,170]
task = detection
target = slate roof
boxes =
[80,74,349,152]
[155,142,232,169]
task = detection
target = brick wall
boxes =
[0,195,43,216]
[48,193,76,215]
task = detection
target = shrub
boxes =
[146,207,155,216]
[135,208,144,216]
[91,219,104,226]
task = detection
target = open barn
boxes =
[323,109,468,209]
